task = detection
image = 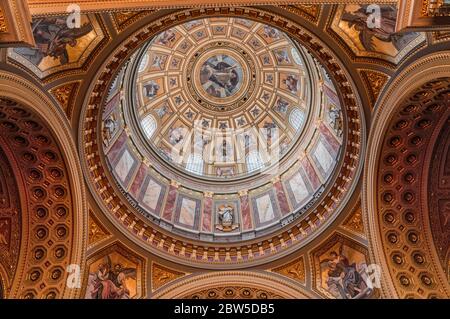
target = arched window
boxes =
[141,114,157,139]
[138,53,149,73]
[246,151,263,172]
[186,154,204,175]
[289,108,305,131]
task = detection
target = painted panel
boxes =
[10,14,105,79]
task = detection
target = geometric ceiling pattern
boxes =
[133,18,312,179]
[1,1,449,300]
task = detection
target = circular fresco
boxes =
[186,41,256,112]
[199,54,243,99]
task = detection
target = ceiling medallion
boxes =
[187,41,256,111]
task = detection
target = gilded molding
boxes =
[152,271,315,299]
[26,1,397,15]
[396,0,450,31]
[0,1,34,47]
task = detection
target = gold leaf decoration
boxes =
[112,10,156,32]
[343,203,365,235]
[88,211,110,246]
[0,9,8,33]
[279,5,321,23]
[152,262,186,292]
[360,70,389,109]
[433,30,450,43]
[50,82,80,120]
[271,256,306,284]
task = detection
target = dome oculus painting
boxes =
[199,54,243,99]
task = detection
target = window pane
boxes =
[141,114,157,139]
[186,154,204,175]
[289,108,304,131]
[246,151,263,172]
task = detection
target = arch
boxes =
[152,271,314,299]
[0,71,87,299]
[362,52,450,298]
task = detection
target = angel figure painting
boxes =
[315,238,373,299]
[333,5,423,62]
[12,15,101,77]
[85,250,140,299]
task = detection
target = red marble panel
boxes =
[106,131,127,163]
[104,92,120,116]
[201,196,213,232]
[162,185,177,222]
[323,83,340,106]
[240,195,253,230]
[129,163,147,197]
[319,122,340,154]
[274,181,290,216]
[302,157,321,189]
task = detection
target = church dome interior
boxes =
[102,17,345,243]
[0,0,449,301]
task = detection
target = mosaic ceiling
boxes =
[101,17,345,243]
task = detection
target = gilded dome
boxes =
[102,17,344,243]
[133,18,312,179]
